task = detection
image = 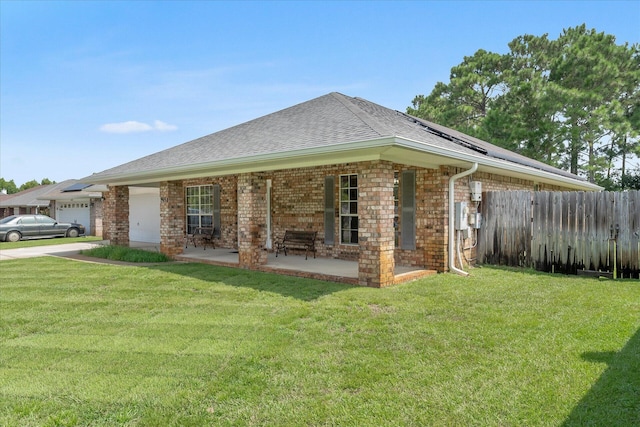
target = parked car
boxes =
[0,214,86,242]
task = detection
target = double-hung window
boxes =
[186,185,213,234]
[340,174,358,244]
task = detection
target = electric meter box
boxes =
[472,212,482,229]
[470,181,482,202]
[454,201,469,230]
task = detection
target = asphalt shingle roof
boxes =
[87,92,585,182]
[0,184,56,208]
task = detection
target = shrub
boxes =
[81,245,171,262]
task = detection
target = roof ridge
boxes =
[329,92,388,137]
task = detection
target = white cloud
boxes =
[153,120,178,132]
[100,120,177,133]
[99,121,153,133]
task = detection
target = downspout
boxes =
[448,163,478,276]
[266,179,272,249]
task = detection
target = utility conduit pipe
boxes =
[448,162,478,276]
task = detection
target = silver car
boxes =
[0,214,86,242]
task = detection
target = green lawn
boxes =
[1,259,638,426]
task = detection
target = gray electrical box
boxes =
[470,181,482,202]
[454,202,469,230]
[472,212,482,229]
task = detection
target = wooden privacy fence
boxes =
[477,190,640,279]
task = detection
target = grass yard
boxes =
[1,258,638,426]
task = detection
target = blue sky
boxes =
[1,1,639,187]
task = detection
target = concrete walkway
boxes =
[0,240,107,261]
[176,246,436,285]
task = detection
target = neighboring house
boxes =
[0,191,14,218]
[0,185,55,218]
[84,92,601,287]
[0,180,104,237]
[37,180,105,237]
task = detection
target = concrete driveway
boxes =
[0,241,106,261]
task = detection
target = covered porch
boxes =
[104,160,438,287]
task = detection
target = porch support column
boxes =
[103,185,129,246]
[358,160,395,287]
[160,180,185,257]
[237,172,268,268]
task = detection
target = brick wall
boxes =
[270,163,360,261]
[103,186,129,246]
[358,161,396,287]
[183,176,238,248]
[153,162,578,275]
[160,181,185,257]
[237,172,268,267]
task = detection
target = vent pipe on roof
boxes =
[448,163,478,276]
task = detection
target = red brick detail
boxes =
[358,161,395,287]
[160,181,185,257]
[103,186,129,246]
[237,173,268,267]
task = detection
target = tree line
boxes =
[407,24,640,190]
[0,178,56,194]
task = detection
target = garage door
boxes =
[129,187,161,243]
[56,202,91,235]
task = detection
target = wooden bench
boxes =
[275,230,317,260]
[185,226,216,250]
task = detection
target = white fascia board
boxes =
[85,135,602,191]
[84,137,397,186]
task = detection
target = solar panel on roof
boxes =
[62,183,92,192]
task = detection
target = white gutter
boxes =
[82,137,397,185]
[266,179,272,249]
[448,163,478,277]
[394,138,603,191]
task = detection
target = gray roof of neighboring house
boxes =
[0,184,55,208]
[0,180,105,208]
[85,92,597,189]
[37,180,105,201]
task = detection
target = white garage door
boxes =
[56,202,91,235]
[129,187,161,243]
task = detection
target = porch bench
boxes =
[185,226,216,250]
[275,230,317,260]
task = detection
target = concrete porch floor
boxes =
[160,243,437,286]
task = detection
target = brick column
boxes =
[160,180,185,257]
[423,167,449,272]
[103,185,129,246]
[358,161,395,287]
[237,172,268,268]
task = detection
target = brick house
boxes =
[0,180,104,236]
[0,185,52,218]
[84,93,600,287]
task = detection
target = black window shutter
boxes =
[324,176,335,245]
[401,170,416,249]
[213,184,221,238]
